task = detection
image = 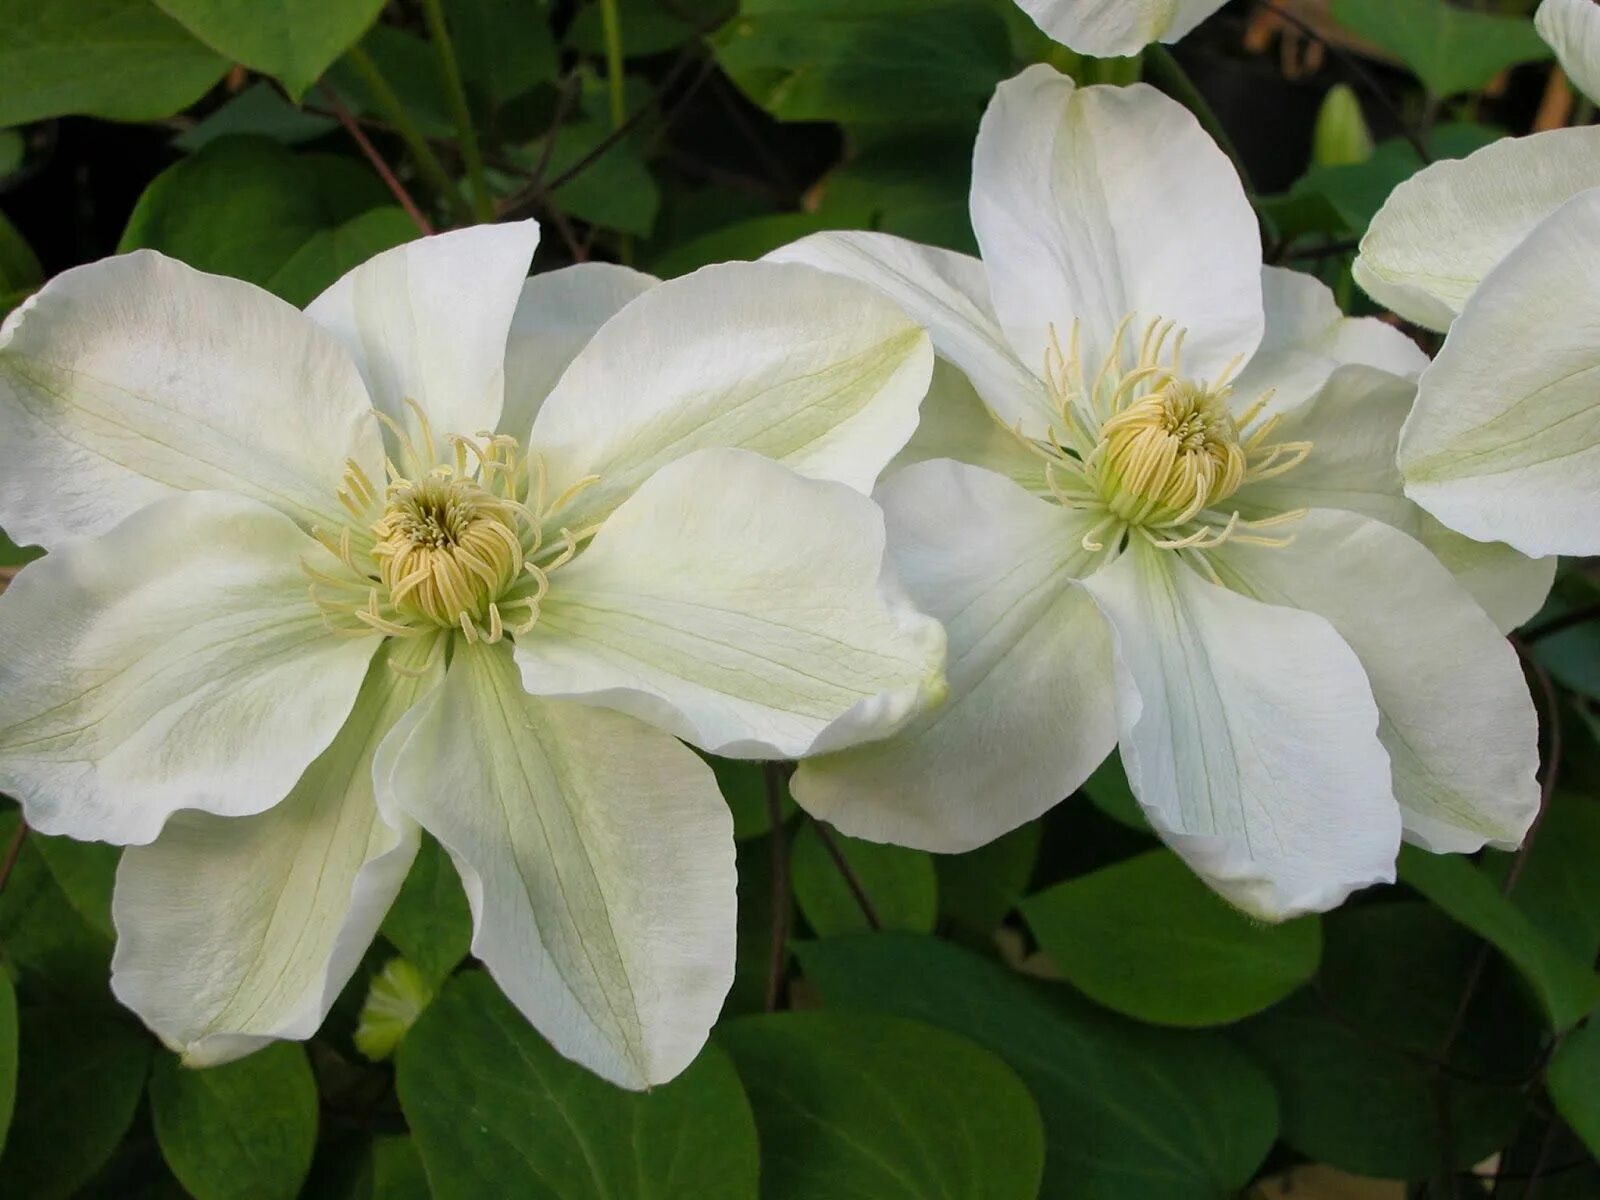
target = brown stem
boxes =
[319,84,435,235]
[812,821,882,932]
[763,762,790,1012]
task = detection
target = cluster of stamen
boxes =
[1003,315,1312,577]
[305,398,599,655]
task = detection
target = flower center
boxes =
[305,400,598,650]
[1005,315,1311,560]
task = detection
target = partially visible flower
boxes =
[1014,0,1229,58]
[771,67,1545,919]
[1355,0,1600,555]
[0,221,944,1088]
[354,957,435,1062]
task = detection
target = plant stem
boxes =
[597,0,633,262]
[763,762,790,1012]
[812,821,883,931]
[320,85,434,234]
[344,45,470,223]
[419,0,495,223]
[0,819,26,896]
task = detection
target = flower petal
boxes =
[1236,365,1555,631]
[305,221,540,448]
[1538,0,1600,105]
[1013,0,1228,56]
[765,230,1056,436]
[379,639,736,1089]
[792,460,1116,852]
[1231,266,1427,418]
[886,359,1046,488]
[500,262,659,442]
[0,251,380,546]
[1213,510,1540,855]
[110,636,444,1065]
[971,68,1262,389]
[1355,126,1600,331]
[1082,540,1400,920]
[0,491,380,845]
[1401,188,1600,557]
[515,447,947,760]
[529,261,933,530]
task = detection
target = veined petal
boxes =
[500,262,659,442]
[1236,365,1555,632]
[379,639,736,1090]
[306,221,540,451]
[1538,0,1600,106]
[1082,540,1399,920]
[0,251,380,546]
[886,359,1046,489]
[529,261,933,530]
[515,448,947,760]
[1231,266,1427,418]
[1401,188,1600,557]
[971,68,1263,390]
[1355,127,1600,331]
[793,460,1117,852]
[765,230,1056,437]
[0,491,380,845]
[1014,0,1228,56]
[111,635,444,1066]
[1213,510,1540,855]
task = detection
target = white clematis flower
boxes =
[1356,0,1600,556]
[771,67,1545,920]
[0,221,946,1088]
[1014,0,1229,58]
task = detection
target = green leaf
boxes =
[819,133,977,254]
[155,0,384,99]
[524,103,660,237]
[444,0,557,108]
[0,0,227,125]
[368,1135,431,1200]
[119,135,417,305]
[29,833,118,941]
[936,822,1041,939]
[0,813,114,998]
[718,1011,1044,1200]
[0,211,41,321]
[565,0,725,56]
[1399,844,1600,1031]
[0,974,15,1157]
[1482,792,1600,965]
[173,82,337,151]
[1079,751,1150,831]
[1022,848,1320,1027]
[797,934,1279,1200]
[791,820,936,937]
[397,971,760,1200]
[1328,0,1550,98]
[149,1044,317,1200]
[0,1006,151,1200]
[714,0,1012,124]
[327,25,455,138]
[650,212,848,278]
[380,835,471,987]
[0,130,23,179]
[1549,1015,1600,1158]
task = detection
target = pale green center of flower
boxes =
[1003,315,1312,567]
[305,399,598,653]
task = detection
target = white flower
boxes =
[1014,0,1228,58]
[771,67,1546,919]
[1356,0,1600,554]
[0,221,946,1088]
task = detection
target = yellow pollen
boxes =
[372,476,524,629]
[1097,381,1245,527]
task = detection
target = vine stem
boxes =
[763,763,790,1012]
[0,819,26,896]
[597,0,633,262]
[812,822,883,931]
[319,85,434,234]
[419,0,494,223]
[344,45,471,223]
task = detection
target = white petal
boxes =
[1231,266,1427,418]
[1414,515,1556,634]
[379,640,736,1090]
[529,261,933,530]
[110,636,444,1065]
[1355,126,1600,331]
[765,230,1055,436]
[1538,0,1600,105]
[1401,188,1600,557]
[1082,541,1399,920]
[500,262,659,442]
[306,221,540,448]
[1213,510,1540,855]
[0,251,380,546]
[515,448,947,760]
[971,69,1262,389]
[0,491,380,845]
[793,460,1117,852]
[886,359,1046,487]
[1014,0,1228,56]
